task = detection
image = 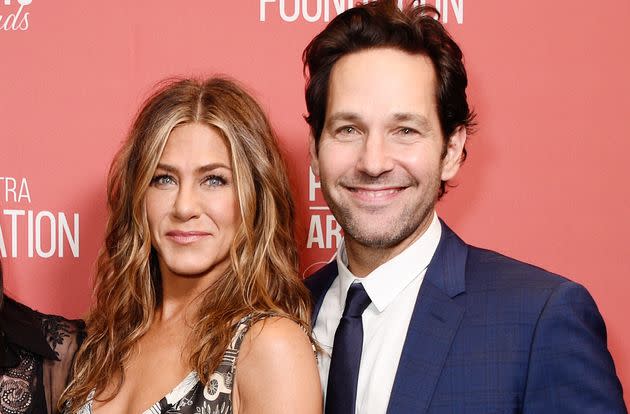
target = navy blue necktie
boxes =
[326,283,372,414]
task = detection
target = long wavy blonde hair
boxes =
[61,77,311,412]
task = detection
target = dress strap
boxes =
[229,312,277,358]
[201,312,277,405]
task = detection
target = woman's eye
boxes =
[204,175,227,187]
[150,174,175,186]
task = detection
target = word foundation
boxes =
[0,209,79,258]
[260,0,464,24]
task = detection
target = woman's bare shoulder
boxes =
[233,316,322,414]
[243,316,313,356]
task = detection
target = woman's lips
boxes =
[166,230,211,244]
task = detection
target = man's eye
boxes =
[338,126,357,135]
[398,127,417,135]
[150,174,175,186]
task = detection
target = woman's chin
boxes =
[162,259,228,280]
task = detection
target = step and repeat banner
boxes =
[1,0,629,401]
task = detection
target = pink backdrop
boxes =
[1,0,629,404]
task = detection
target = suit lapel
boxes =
[304,261,338,322]
[387,222,468,414]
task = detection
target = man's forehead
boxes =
[325,49,439,124]
[329,48,436,84]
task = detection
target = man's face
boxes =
[310,48,465,250]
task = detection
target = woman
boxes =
[61,78,322,413]
[0,260,84,414]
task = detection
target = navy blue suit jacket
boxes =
[305,221,626,413]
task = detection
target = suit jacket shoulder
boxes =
[465,245,570,289]
[415,232,626,413]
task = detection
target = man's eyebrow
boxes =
[392,112,433,131]
[325,112,363,124]
[326,111,433,130]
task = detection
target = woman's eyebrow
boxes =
[196,163,231,173]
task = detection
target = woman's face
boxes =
[145,123,240,280]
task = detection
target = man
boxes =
[302,1,626,413]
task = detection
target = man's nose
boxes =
[355,134,394,177]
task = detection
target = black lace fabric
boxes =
[0,298,85,414]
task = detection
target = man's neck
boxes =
[344,212,435,277]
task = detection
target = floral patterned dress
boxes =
[78,313,267,414]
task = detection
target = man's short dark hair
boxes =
[303,0,476,196]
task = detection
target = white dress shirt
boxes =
[313,212,442,414]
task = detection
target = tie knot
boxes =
[343,283,371,318]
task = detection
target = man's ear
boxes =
[309,134,320,177]
[441,126,467,181]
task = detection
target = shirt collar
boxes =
[335,212,442,313]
